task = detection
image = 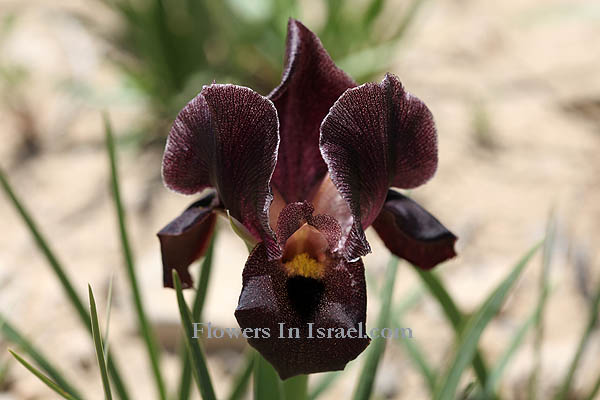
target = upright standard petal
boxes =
[158,191,218,288]
[268,19,355,204]
[372,190,457,269]
[235,243,369,379]
[163,84,281,259]
[320,74,438,260]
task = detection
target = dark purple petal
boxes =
[268,19,356,204]
[235,243,369,379]
[162,93,213,195]
[157,191,218,288]
[163,84,280,259]
[275,201,314,247]
[309,214,342,253]
[372,190,457,269]
[320,73,438,260]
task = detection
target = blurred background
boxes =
[1,0,600,398]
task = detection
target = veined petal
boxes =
[372,190,457,269]
[157,191,218,288]
[235,243,369,379]
[320,74,438,260]
[163,84,281,259]
[268,19,356,204]
[162,92,213,195]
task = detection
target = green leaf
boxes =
[394,315,437,393]
[283,374,308,400]
[554,277,600,399]
[226,351,254,400]
[178,233,217,400]
[104,114,166,400]
[362,0,386,30]
[585,370,600,400]
[103,273,115,362]
[433,241,542,400]
[0,354,10,388]
[481,288,550,397]
[173,271,217,400]
[352,256,400,400]
[529,210,557,399]
[9,350,79,400]
[253,351,283,400]
[415,269,490,388]
[389,288,437,393]
[0,313,83,398]
[89,285,113,400]
[389,0,427,42]
[0,165,130,400]
[0,168,89,339]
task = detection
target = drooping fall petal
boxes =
[268,19,356,204]
[372,190,457,269]
[163,84,281,259]
[235,243,369,379]
[320,73,438,260]
[158,191,219,288]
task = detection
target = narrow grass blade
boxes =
[103,273,115,361]
[309,371,341,400]
[352,256,400,400]
[389,0,427,42]
[173,271,217,400]
[104,114,166,400]
[0,166,130,399]
[283,374,308,400]
[394,315,437,392]
[362,0,386,29]
[585,371,600,400]
[554,279,600,400]
[433,242,542,400]
[416,269,490,387]
[89,285,113,400]
[226,351,253,400]
[389,288,437,392]
[253,351,283,400]
[0,313,83,398]
[0,351,11,389]
[0,168,89,337]
[482,289,549,397]
[9,350,79,400]
[191,234,216,319]
[178,234,217,400]
[529,211,556,400]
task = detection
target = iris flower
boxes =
[158,19,457,379]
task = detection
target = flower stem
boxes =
[283,374,308,400]
[253,352,283,400]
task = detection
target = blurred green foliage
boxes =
[95,0,425,140]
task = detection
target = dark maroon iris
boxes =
[157,19,457,379]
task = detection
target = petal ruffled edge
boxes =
[319,73,438,260]
[157,191,219,288]
[372,190,457,269]
[162,92,213,195]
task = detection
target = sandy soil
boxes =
[1,0,600,399]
